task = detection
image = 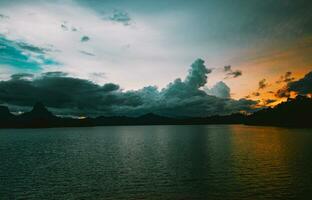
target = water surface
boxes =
[1,125,312,199]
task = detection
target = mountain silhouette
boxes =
[0,96,311,129]
[0,106,14,120]
[20,102,55,120]
[246,95,312,127]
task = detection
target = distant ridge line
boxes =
[0,95,312,129]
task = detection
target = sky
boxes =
[0,0,311,117]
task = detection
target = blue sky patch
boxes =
[0,36,59,71]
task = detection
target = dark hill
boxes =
[19,102,55,120]
[246,95,312,127]
[1,97,312,129]
[0,106,14,120]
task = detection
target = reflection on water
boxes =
[0,125,312,199]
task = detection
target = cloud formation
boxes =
[258,79,268,90]
[276,71,295,84]
[288,71,312,95]
[60,21,78,32]
[252,92,260,97]
[0,35,57,71]
[79,50,95,56]
[275,87,290,98]
[81,36,90,42]
[275,71,312,98]
[0,13,9,19]
[10,73,34,80]
[0,0,311,98]
[223,65,242,79]
[205,81,230,99]
[109,10,132,26]
[0,59,257,117]
[263,99,277,105]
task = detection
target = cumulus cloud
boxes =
[223,65,242,79]
[0,59,258,117]
[185,59,212,88]
[205,81,230,99]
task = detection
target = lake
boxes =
[0,125,312,199]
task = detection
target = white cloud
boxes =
[0,0,188,88]
[0,65,15,80]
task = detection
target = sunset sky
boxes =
[0,0,311,116]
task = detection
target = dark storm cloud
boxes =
[0,72,133,116]
[10,73,34,80]
[288,71,312,95]
[0,59,258,117]
[223,65,242,79]
[275,71,312,98]
[258,79,268,90]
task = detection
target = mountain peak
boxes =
[32,102,48,112]
[26,102,55,119]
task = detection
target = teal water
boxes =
[0,125,312,199]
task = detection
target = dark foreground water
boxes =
[1,125,312,200]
